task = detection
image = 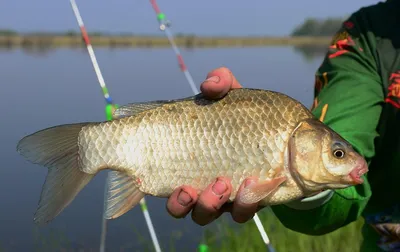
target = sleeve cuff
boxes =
[284,190,334,210]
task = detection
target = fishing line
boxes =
[69,1,161,252]
[69,0,275,250]
[149,0,198,94]
[148,1,276,251]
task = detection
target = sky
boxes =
[1,0,381,36]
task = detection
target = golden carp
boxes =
[17,88,368,224]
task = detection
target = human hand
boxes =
[166,67,262,226]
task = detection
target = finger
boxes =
[228,69,242,89]
[231,178,259,223]
[200,67,242,99]
[191,177,232,226]
[166,185,198,218]
[219,202,263,216]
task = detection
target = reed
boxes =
[0,35,332,49]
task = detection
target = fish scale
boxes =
[77,89,310,200]
[17,88,368,223]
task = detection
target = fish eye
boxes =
[333,149,345,159]
[331,142,346,159]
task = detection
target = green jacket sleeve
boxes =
[270,12,384,235]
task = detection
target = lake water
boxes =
[0,46,325,251]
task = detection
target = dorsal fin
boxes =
[113,94,202,118]
[113,101,169,118]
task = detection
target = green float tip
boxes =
[157,13,165,21]
[198,244,209,252]
[105,103,119,121]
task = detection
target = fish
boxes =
[16,88,368,225]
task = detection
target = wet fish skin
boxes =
[16,88,368,224]
[79,88,311,198]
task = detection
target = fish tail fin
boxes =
[104,171,145,219]
[17,123,96,225]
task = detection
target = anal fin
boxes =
[104,171,145,219]
[238,176,287,204]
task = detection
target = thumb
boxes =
[200,67,242,99]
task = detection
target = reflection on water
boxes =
[293,45,329,61]
[0,44,329,60]
[5,47,56,57]
[0,47,324,251]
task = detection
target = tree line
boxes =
[290,17,346,37]
[0,17,346,38]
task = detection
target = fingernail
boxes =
[212,178,227,196]
[205,76,220,83]
[177,190,192,206]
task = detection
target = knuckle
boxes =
[166,207,184,218]
[193,218,209,226]
[198,193,229,212]
[191,201,219,226]
[192,212,214,226]
[166,199,191,219]
[217,66,230,73]
[167,207,189,219]
[198,199,219,213]
[232,213,254,223]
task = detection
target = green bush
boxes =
[291,18,346,37]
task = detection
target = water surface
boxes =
[0,46,325,251]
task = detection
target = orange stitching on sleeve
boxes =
[323,72,328,86]
[319,104,328,122]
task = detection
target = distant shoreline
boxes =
[0,35,332,48]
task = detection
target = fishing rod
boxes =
[149,0,198,94]
[147,2,206,250]
[148,1,276,251]
[68,1,161,252]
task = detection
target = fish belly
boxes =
[128,110,289,200]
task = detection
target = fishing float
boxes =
[149,0,198,94]
[68,1,161,252]
[69,0,275,250]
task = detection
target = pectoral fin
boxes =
[238,176,287,204]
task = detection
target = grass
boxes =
[2,209,363,251]
[32,227,73,252]
[0,35,332,49]
[203,208,364,252]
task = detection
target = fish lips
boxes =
[348,159,369,184]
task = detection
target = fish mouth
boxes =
[349,158,369,184]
